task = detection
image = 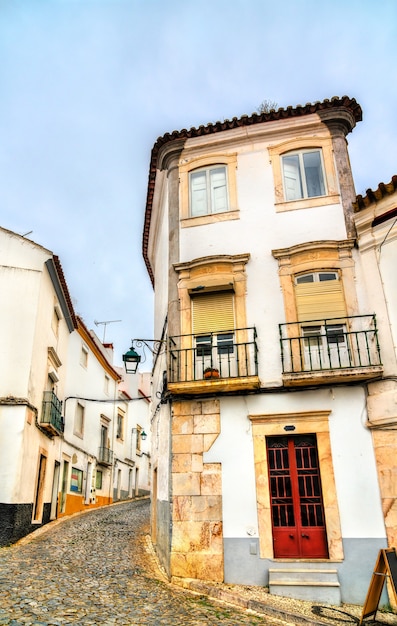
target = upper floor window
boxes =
[296,271,338,284]
[179,153,238,226]
[74,402,85,438]
[282,150,326,201]
[104,375,110,395]
[116,411,124,440]
[80,345,88,368]
[189,165,228,217]
[51,305,61,336]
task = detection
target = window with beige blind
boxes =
[294,272,349,369]
[191,291,236,377]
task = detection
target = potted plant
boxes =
[204,366,220,379]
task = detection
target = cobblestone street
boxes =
[0,500,274,625]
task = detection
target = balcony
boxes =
[98,447,113,466]
[168,327,260,394]
[279,314,383,386]
[41,390,64,435]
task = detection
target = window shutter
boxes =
[192,291,234,334]
[295,280,346,322]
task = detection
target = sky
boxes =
[1,0,396,369]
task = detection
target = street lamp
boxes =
[122,339,166,374]
[122,345,141,374]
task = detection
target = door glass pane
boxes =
[196,335,212,357]
[295,436,325,527]
[282,154,303,201]
[217,333,234,355]
[268,439,295,527]
[303,151,325,198]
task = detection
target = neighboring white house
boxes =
[142,96,391,605]
[0,227,151,545]
[116,369,151,500]
[353,176,397,552]
[0,227,77,545]
[60,318,151,518]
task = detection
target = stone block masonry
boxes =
[171,399,223,581]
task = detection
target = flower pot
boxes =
[204,369,220,379]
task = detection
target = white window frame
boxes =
[282,149,326,201]
[189,165,229,217]
[295,271,338,285]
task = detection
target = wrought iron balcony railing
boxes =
[279,314,382,376]
[98,446,113,466]
[41,390,64,434]
[169,327,258,384]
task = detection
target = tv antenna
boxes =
[94,319,122,342]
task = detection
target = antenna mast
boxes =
[94,319,122,343]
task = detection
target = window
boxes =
[95,470,103,490]
[294,271,345,321]
[116,412,124,440]
[104,375,110,395]
[296,271,338,284]
[269,138,339,213]
[51,305,61,336]
[282,150,325,201]
[80,345,88,368]
[74,403,85,437]
[190,165,228,216]
[192,291,236,377]
[70,468,83,493]
[136,426,143,453]
[302,324,348,370]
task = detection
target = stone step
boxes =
[269,568,341,604]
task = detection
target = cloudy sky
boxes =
[1,0,396,368]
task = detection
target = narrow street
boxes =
[0,500,272,625]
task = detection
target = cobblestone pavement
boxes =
[0,499,280,626]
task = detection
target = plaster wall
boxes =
[0,407,26,501]
[0,265,42,397]
[64,330,118,459]
[205,387,385,541]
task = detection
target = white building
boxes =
[0,227,76,545]
[56,317,151,518]
[354,176,397,552]
[0,227,151,545]
[142,96,390,605]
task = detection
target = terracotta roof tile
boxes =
[353,175,397,211]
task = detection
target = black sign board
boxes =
[360,548,397,624]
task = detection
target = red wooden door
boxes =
[267,434,328,558]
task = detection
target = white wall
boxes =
[204,388,385,541]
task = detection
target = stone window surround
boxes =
[268,136,340,213]
[179,153,239,227]
[249,410,344,561]
[174,254,250,351]
[272,239,358,323]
